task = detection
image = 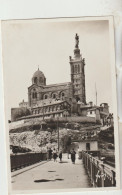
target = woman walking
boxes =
[71,149,76,164]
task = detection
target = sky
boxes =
[1,18,114,119]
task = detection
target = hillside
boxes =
[9,118,101,152]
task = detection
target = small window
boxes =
[86,143,90,151]
[32,92,35,99]
[44,95,48,99]
[35,92,37,98]
[75,65,77,73]
[34,77,38,84]
[90,111,92,114]
[32,91,37,99]
[52,94,56,99]
[39,77,43,83]
[62,93,65,97]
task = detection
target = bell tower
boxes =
[69,34,86,104]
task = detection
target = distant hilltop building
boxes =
[11,34,111,124]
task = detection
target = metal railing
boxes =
[82,151,116,187]
[11,152,47,171]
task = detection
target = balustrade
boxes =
[11,152,47,171]
[82,151,116,187]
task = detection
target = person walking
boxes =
[53,148,58,162]
[59,150,62,162]
[71,148,76,164]
[67,149,70,159]
[48,148,52,160]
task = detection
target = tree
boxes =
[61,135,71,152]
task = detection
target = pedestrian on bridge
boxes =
[59,150,62,162]
[71,149,76,164]
[48,148,52,160]
[53,148,58,162]
[67,149,70,159]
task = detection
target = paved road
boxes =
[11,154,91,191]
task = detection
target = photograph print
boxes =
[1,17,120,193]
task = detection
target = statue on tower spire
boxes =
[75,33,79,48]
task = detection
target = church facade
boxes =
[11,34,111,122]
[17,34,86,120]
[28,34,86,115]
[11,34,87,121]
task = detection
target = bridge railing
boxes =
[10,152,47,171]
[82,151,116,187]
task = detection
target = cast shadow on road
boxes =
[34,179,64,183]
[59,161,69,163]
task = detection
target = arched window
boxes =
[75,65,77,73]
[44,94,48,99]
[34,77,38,84]
[39,77,43,83]
[32,92,35,99]
[52,94,56,99]
[62,92,65,97]
[35,92,37,98]
[32,89,37,99]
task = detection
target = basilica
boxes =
[28,34,86,117]
[11,34,110,123]
[11,34,88,121]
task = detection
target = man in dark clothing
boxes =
[59,150,62,162]
[48,148,52,160]
[71,149,76,164]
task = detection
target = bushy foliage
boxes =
[11,145,31,154]
[60,135,71,152]
[98,127,114,143]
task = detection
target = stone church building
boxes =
[11,34,110,122]
[28,33,86,107]
[11,34,88,121]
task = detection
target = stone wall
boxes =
[28,82,73,107]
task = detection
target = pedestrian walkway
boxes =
[11,154,91,191]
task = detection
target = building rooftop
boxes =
[33,99,70,108]
[45,82,71,88]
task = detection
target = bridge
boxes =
[11,151,116,190]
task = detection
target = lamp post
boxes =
[57,117,59,151]
[42,102,44,120]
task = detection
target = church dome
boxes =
[32,68,46,86]
[33,69,45,78]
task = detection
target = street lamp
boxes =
[57,117,59,151]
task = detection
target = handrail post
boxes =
[111,170,116,186]
[92,158,95,187]
[87,153,89,172]
[90,156,92,184]
[101,163,105,187]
